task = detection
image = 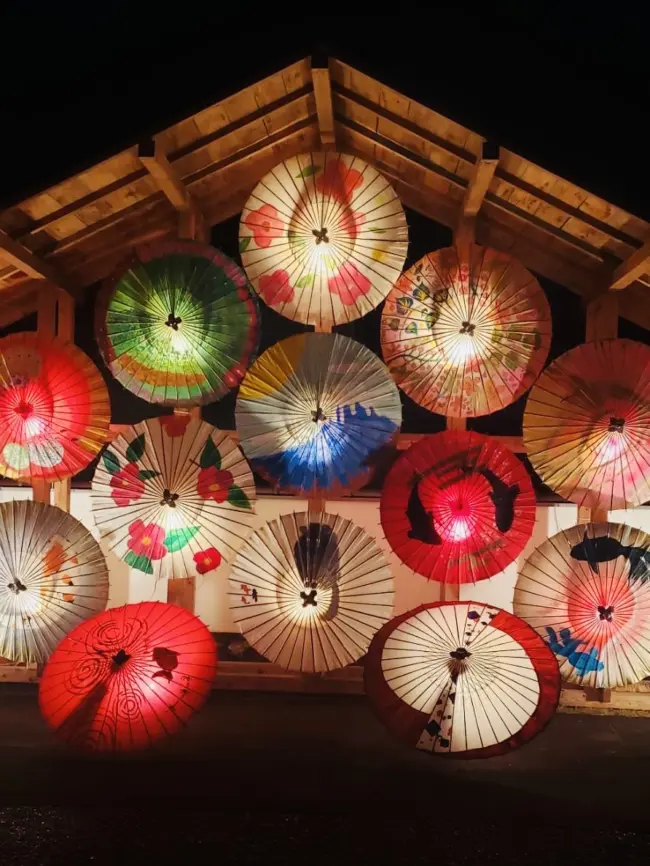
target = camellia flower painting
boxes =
[239,151,408,330]
[91,415,256,580]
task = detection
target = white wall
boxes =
[3,485,650,631]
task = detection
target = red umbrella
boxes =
[39,602,217,751]
[380,430,536,583]
[365,601,560,758]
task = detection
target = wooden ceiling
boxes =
[1,57,649,329]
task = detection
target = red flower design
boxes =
[328,263,372,306]
[110,463,145,507]
[258,269,294,306]
[315,158,364,202]
[243,204,284,249]
[159,414,191,437]
[197,466,234,502]
[193,547,222,575]
[127,520,167,560]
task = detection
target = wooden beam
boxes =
[462,143,499,218]
[609,238,650,290]
[586,293,618,342]
[52,290,75,512]
[0,229,72,293]
[311,65,335,149]
[138,139,193,211]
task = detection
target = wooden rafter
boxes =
[609,237,650,290]
[0,228,72,294]
[311,63,335,149]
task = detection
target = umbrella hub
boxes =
[608,417,625,433]
[598,604,614,622]
[312,227,330,245]
[14,400,34,419]
[112,648,132,667]
[449,646,471,661]
[7,578,27,594]
[311,406,326,424]
[458,321,476,336]
[160,488,179,508]
[300,588,318,607]
[165,313,183,331]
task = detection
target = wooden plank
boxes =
[311,65,335,149]
[609,238,650,290]
[462,145,499,218]
[0,228,72,292]
[445,417,467,431]
[167,577,196,613]
[52,289,75,512]
[586,293,618,342]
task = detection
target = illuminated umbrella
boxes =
[381,430,536,583]
[381,244,551,417]
[236,333,402,495]
[514,522,650,688]
[524,338,650,511]
[39,601,217,751]
[0,500,109,663]
[365,601,560,758]
[239,151,408,329]
[96,238,259,407]
[91,415,256,579]
[228,510,394,672]
[0,332,110,482]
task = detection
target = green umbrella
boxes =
[97,239,259,407]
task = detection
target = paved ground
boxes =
[0,685,649,864]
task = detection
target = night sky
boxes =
[1,9,648,490]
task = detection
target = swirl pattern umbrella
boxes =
[239,151,408,329]
[0,332,110,482]
[381,244,551,417]
[381,430,536,583]
[0,500,109,663]
[92,415,256,579]
[228,510,394,672]
[96,239,259,407]
[514,522,650,688]
[236,333,402,495]
[39,602,217,751]
[365,601,560,758]
[524,339,650,511]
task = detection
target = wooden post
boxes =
[52,291,74,513]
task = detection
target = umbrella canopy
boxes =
[228,510,394,672]
[239,151,408,329]
[523,338,650,511]
[514,522,650,688]
[381,430,535,583]
[96,239,259,407]
[39,601,217,751]
[0,332,110,482]
[381,244,551,417]
[365,601,560,758]
[92,415,256,579]
[236,333,402,495]
[0,500,109,663]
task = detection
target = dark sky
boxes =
[0,8,648,489]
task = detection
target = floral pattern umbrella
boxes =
[514,522,650,688]
[0,332,110,482]
[365,601,560,758]
[381,244,551,417]
[39,601,217,751]
[91,415,256,579]
[523,338,650,511]
[381,430,536,583]
[236,333,402,495]
[239,151,408,329]
[0,500,109,663]
[228,510,394,672]
[96,239,259,407]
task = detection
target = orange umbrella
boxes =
[524,339,650,511]
[381,244,551,417]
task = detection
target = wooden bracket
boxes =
[138,139,208,242]
[0,229,73,294]
[455,141,499,251]
[311,61,336,150]
[609,237,650,290]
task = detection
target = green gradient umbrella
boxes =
[97,239,259,407]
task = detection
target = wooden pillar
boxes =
[53,291,74,512]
